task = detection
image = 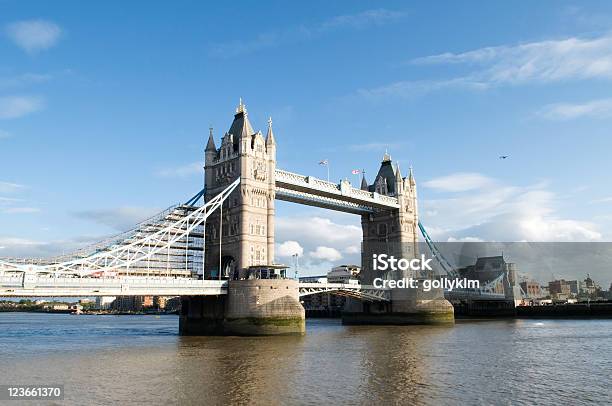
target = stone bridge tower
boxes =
[360,152,419,284]
[182,100,304,336]
[344,152,454,325]
[203,100,276,278]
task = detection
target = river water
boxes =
[0,313,610,405]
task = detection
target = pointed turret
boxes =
[408,166,416,186]
[395,162,402,182]
[205,127,217,164]
[395,162,404,195]
[265,117,276,146]
[374,151,396,195]
[228,98,255,149]
[360,173,368,190]
[206,126,216,151]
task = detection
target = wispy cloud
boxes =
[591,196,612,204]
[0,96,44,119]
[155,162,202,178]
[210,9,405,58]
[412,33,612,84]
[73,207,162,231]
[0,73,52,89]
[348,141,410,152]
[0,235,107,258]
[0,130,11,139]
[423,172,495,192]
[360,32,612,99]
[0,181,26,194]
[537,98,612,120]
[2,207,40,214]
[5,20,62,54]
[421,172,602,242]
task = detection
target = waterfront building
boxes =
[299,275,327,283]
[519,280,542,298]
[548,280,572,298]
[327,265,360,283]
[300,266,361,311]
[154,296,168,310]
[567,280,581,296]
[95,296,116,310]
[457,256,518,295]
[111,296,154,312]
[582,275,601,296]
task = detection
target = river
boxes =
[0,313,610,405]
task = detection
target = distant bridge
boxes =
[0,274,390,302]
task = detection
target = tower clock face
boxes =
[253,161,267,180]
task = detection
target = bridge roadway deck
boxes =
[0,276,387,299]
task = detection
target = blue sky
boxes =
[1,1,612,282]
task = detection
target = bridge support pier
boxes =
[342,283,454,325]
[179,295,226,335]
[179,279,305,336]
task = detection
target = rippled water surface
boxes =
[0,313,610,405]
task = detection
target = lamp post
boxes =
[292,253,299,280]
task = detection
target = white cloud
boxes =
[2,207,40,214]
[538,98,612,120]
[320,9,406,30]
[276,216,361,246]
[0,181,26,194]
[592,196,612,204]
[73,207,161,231]
[0,234,108,258]
[210,9,405,58]
[0,237,46,247]
[348,141,410,152]
[360,32,612,99]
[421,172,602,242]
[156,162,202,178]
[309,246,343,262]
[5,20,62,53]
[423,172,495,192]
[0,73,52,89]
[275,215,361,273]
[412,33,612,85]
[344,245,360,254]
[276,240,304,257]
[0,96,44,119]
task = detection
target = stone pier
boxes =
[179,279,305,336]
[342,283,454,325]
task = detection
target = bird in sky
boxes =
[499,155,509,159]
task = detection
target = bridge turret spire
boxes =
[206,126,216,151]
[408,165,415,186]
[266,116,276,146]
[360,172,368,190]
[228,98,255,151]
[395,162,403,195]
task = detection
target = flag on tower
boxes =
[319,159,328,166]
[351,169,361,174]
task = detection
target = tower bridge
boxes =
[0,99,480,335]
